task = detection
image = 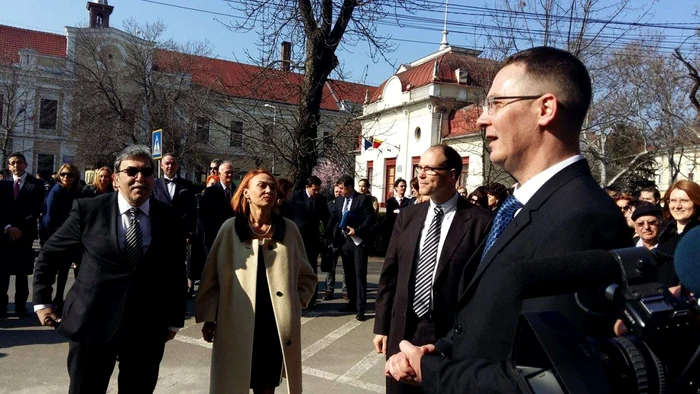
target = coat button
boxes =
[454,325,462,334]
[286,340,292,346]
[276,291,283,297]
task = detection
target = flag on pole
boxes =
[363,137,372,151]
[373,138,383,149]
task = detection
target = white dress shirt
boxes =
[415,192,459,310]
[512,155,585,217]
[117,192,152,250]
[163,176,177,200]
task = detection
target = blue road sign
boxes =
[152,129,163,160]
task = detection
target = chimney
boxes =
[281,42,291,72]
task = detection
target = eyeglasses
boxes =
[59,172,75,178]
[117,167,154,177]
[634,220,659,228]
[209,167,218,172]
[482,95,543,115]
[415,165,452,176]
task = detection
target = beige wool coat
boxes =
[195,215,317,394]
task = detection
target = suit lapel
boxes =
[142,198,161,263]
[460,159,592,299]
[102,193,121,256]
[434,200,473,282]
[349,192,361,212]
[405,204,429,273]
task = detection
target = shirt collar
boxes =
[512,155,584,206]
[117,191,150,217]
[305,189,313,199]
[163,175,176,181]
[429,192,459,214]
[13,173,28,183]
[220,182,231,190]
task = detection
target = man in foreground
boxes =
[386,46,631,392]
[33,145,187,393]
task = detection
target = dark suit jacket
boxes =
[199,183,235,250]
[153,176,197,236]
[33,193,187,343]
[421,160,633,394]
[324,191,375,247]
[0,175,45,274]
[374,197,491,357]
[288,190,329,247]
[383,196,412,238]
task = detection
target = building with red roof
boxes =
[0,1,374,180]
[355,38,499,202]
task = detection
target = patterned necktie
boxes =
[124,207,143,265]
[480,195,523,263]
[13,178,20,200]
[413,205,444,317]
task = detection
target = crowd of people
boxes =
[1,45,699,394]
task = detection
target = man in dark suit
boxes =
[383,178,412,242]
[33,145,187,394]
[199,161,235,251]
[153,153,197,295]
[288,175,329,309]
[374,145,491,394]
[0,152,45,318]
[325,175,375,321]
[386,47,632,392]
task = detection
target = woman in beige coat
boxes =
[195,169,317,394]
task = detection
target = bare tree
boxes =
[0,54,37,166]
[68,20,216,170]
[222,0,430,187]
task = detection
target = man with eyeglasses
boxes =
[374,145,490,394]
[386,47,631,393]
[33,145,186,393]
[0,152,44,318]
[632,203,663,250]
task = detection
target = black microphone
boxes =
[512,248,657,300]
[675,226,700,295]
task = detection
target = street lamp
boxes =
[263,103,277,174]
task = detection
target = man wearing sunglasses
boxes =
[0,152,45,318]
[386,47,631,393]
[33,145,186,393]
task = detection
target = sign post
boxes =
[152,129,163,177]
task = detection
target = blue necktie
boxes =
[342,197,350,215]
[480,195,523,263]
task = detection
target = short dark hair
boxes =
[306,175,322,187]
[427,144,462,176]
[486,182,509,201]
[8,152,26,163]
[503,46,592,133]
[336,175,354,188]
[639,186,661,201]
[358,178,369,186]
[394,178,406,188]
[162,152,177,161]
[277,178,293,196]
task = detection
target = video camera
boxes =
[511,247,700,394]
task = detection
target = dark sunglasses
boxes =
[59,172,75,178]
[118,167,154,177]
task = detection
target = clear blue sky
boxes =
[1,0,698,86]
